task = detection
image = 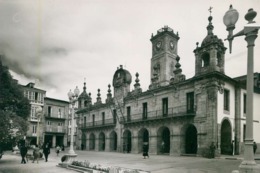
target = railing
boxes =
[44,114,66,120]
[30,117,38,121]
[121,106,195,123]
[44,126,66,133]
[79,118,116,129]
[30,100,44,104]
[79,106,195,128]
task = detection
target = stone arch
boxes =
[109,131,117,151]
[81,133,86,150]
[123,129,132,153]
[181,124,198,154]
[201,52,210,67]
[157,126,171,154]
[220,118,232,155]
[138,128,149,153]
[98,132,105,151]
[89,133,95,150]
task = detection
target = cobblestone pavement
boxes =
[0,149,260,173]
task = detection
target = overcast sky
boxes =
[0,0,260,101]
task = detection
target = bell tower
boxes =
[150,26,180,88]
[193,15,227,76]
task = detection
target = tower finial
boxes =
[208,6,213,16]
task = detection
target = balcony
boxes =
[30,100,44,104]
[44,114,66,120]
[79,118,116,130]
[29,116,38,122]
[44,126,66,133]
[122,106,196,124]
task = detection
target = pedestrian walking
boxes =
[253,141,257,154]
[56,145,61,156]
[42,142,50,162]
[230,140,234,155]
[32,144,40,163]
[20,143,28,164]
[142,142,149,159]
[209,142,216,158]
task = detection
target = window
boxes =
[162,98,168,117]
[35,92,38,101]
[92,114,95,126]
[58,109,62,118]
[202,53,210,67]
[33,125,37,134]
[224,89,230,111]
[243,94,247,114]
[29,91,33,100]
[31,107,35,118]
[142,102,148,120]
[48,106,52,117]
[127,106,131,122]
[25,90,29,99]
[58,122,63,126]
[84,117,86,126]
[102,112,105,125]
[187,92,195,113]
[113,110,117,124]
[47,121,51,125]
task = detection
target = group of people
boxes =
[20,143,51,164]
[19,141,65,164]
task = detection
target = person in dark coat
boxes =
[209,142,216,158]
[142,142,149,159]
[42,142,50,162]
[20,144,28,164]
[253,141,257,154]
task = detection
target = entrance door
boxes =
[185,125,197,154]
[221,119,232,155]
[162,128,170,154]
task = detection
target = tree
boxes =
[0,59,30,147]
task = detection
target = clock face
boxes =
[156,41,162,50]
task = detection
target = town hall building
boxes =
[75,14,260,156]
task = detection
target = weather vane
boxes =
[208,6,213,16]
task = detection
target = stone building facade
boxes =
[76,15,260,156]
[43,97,69,148]
[20,82,46,146]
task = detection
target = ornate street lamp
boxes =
[67,86,80,155]
[223,5,260,173]
[35,106,42,146]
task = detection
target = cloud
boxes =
[1,0,260,101]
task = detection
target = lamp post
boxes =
[35,106,42,146]
[223,5,260,173]
[67,86,80,155]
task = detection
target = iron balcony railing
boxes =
[44,114,66,120]
[79,118,116,129]
[79,106,195,128]
[123,106,195,123]
[44,126,66,133]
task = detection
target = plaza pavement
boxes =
[0,148,260,173]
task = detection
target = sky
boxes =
[0,0,260,101]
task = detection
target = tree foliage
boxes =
[0,60,30,145]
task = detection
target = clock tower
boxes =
[150,26,180,88]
